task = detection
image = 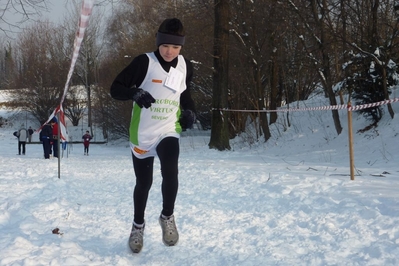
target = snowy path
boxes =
[1,135,399,265]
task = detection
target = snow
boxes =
[1,90,399,265]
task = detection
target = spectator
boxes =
[50,118,59,158]
[39,123,52,159]
[16,124,28,155]
[28,126,34,143]
[82,130,92,155]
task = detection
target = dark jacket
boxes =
[82,133,92,143]
[39,124,52,140]
[110,50,196,113]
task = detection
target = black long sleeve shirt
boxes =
[110,50,196,112]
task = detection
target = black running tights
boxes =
[132,137,179,225]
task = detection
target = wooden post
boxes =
[347,102,355,180]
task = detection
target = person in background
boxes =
[39,123,52,159]
[16,124,28,155]
[110,18,196,253]
[28,126,34,143]
[50,118,59,158]
[82,130,92,155]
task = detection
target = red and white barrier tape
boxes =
[348,98,399,111]
[213,97,399,113]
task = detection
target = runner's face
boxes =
[159,44,181,62]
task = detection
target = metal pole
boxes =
[57,112,61,179]
[347,102,355,180]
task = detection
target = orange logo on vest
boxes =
[134,146,148,155]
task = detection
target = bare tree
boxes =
[286,0,343,135]
[73,5,106,130]
[0,0,49,37]
[6,20,68,123]
[0,39,16,90]
[229,0,285,142]
[64,86,86,126]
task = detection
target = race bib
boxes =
[164,67,184,92]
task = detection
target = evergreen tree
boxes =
[343,49,397,124]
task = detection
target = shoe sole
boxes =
[128,240,142,253]
[162,238,178,246]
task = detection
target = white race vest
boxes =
[129,53,187,156]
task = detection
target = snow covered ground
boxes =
[0,90,399,265]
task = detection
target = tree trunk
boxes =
[322,53,343,135]
[87,84,92,128]
[209,0,231,151]
[255,64,271,142]
[382,66,395,118]
[269,59,278,125]
[319,0,343,135]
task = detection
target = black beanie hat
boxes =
[156,18,185,47]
